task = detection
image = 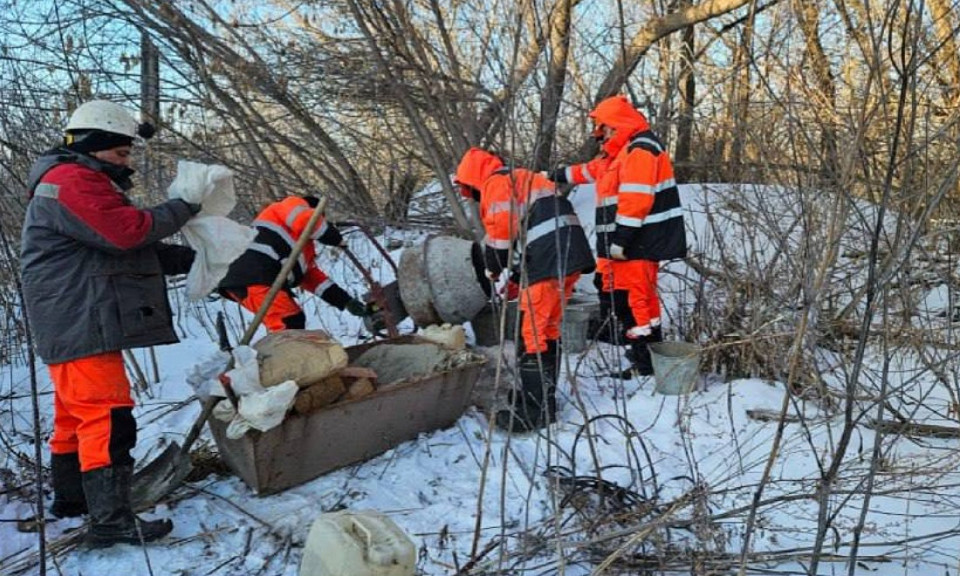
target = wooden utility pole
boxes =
[140,34,160,125]
[140,33,160,199]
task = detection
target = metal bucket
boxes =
[473,296,599,351]
[561,297,600,353]
[649,341,701,395]
[397,235,488,326]
[470,300,518,347]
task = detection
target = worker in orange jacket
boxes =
[218,196,373,332]
[455,148,595,431]
[552,154,637,345]
[546,95,687,377]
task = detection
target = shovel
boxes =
[131,197,328,509]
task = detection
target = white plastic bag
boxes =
[201,347,298,438]
[219,381,299,439]
[167,161,257,301]
[223,346,264,396]
[186,350,232,400]
[237,381,299,433]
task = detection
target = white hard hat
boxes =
[65,100,139,138]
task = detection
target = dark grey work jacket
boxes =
[20,149,193,364]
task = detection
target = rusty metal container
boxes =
[209,337,485,495]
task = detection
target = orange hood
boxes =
[589,95,649,156]
[455,147,504,191]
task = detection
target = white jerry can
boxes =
[300,510,416,576]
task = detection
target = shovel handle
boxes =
[180,396,218,455]
[181,196,328,456]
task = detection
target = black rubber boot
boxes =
[651,324,663,343]
[612,290,637,344]
[495,352,554,433]
[614,335,654,379]
[628,325,662,363]
[50,453,87,518]
[631,338,654,376]
[82,464,173,548]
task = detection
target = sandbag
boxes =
[418,323,466,350]
[344,377,375,400]
[253,329,348,388]
[293,376,347,415]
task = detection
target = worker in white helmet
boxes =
[20,100,199,547]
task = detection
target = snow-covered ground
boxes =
[1,183,959,575]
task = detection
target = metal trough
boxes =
[208,336,485,495]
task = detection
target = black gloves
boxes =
[544,167,567,184]
[156,243,196,275]
[345,298,369,317]
[178,199,202,215]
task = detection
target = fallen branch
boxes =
[865,418,960,439]
[746,408,802,423]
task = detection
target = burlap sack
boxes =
[344,378,375,400]
[253,329,348,388]
[293,376,346,414]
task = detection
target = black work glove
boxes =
[363,302,388,334]
[345,298,369,317]
[545,167,568,183]
[156,243,196,275]
[176,199,202,215]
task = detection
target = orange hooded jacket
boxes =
[455,148,594,283]
[219,197,353,309]
[557,95,686,262]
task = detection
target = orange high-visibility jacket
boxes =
[219,197,352,309]
[555,96,686,262]
[456,148,594,283]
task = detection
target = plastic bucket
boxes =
[648,341,701,395]
[470,301,518,347]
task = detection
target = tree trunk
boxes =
[593,0,756,102]
[674,5,696,181]
[793,0,839,186]
[927,0,960,106]
[723,1,757,181]
[534,0,574,170]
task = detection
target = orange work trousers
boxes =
[595,258,614,292]
[48,351,136,472]
[518,273,581,354]
[610,259,661,333]
[226,285,305,332]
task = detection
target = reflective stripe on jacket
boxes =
[218,197,351,309]
[613,131,686,261]
[480,168,594,284]
[564,95,687,261]
[20,149,193,364]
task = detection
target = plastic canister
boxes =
[300,510,415,576]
